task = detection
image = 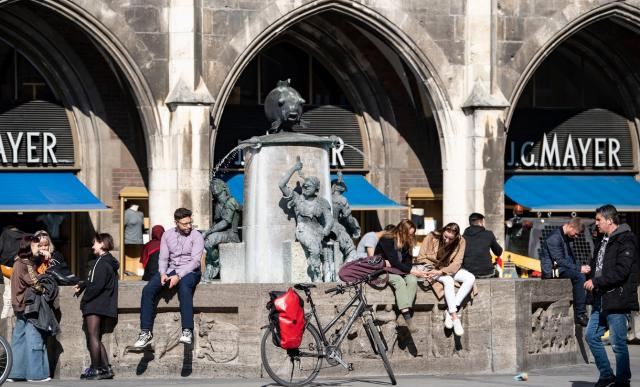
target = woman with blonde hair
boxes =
[415,222,475,336]
[374,219,425,333]
[33,231,65,274]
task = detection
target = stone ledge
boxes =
[1,278,579,379]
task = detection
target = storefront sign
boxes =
[0,131,58,164]
[506,133,621,168]
[505,109,634,171]
[0,101,75,168]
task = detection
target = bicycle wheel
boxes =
[0,334,12,385]
[363,316,396,385]
[261,323,323,387]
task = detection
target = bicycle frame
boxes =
[302,284,370,350]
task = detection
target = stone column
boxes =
[441,0,508,242]
[461,81,509,243]
[148,0,214,229]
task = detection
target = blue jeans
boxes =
[140,270,201,331]
[559,270,586,315]
[9,314,49,380]
[585,294,631,384]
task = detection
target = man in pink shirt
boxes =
[133,208,204,348]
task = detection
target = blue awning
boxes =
[221,173,405,210]
[505,175,640,212]
[0,172,109,212]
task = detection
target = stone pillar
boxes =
[148,0,215,229]
[441,0,508,242]
[461,81,509,243]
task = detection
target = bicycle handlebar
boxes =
[325,286,343,294]
[325,269,388,294]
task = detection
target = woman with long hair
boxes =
[374,219,425,333]
[415,222,475,336]
[8,235,51,382]
[74,233,119,380]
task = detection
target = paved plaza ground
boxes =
[33,343,639,387]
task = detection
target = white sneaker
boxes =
[452,318,464,336]
[134,330,153,348]
[27,377,51,382]
[444,311,453,329]
[179,329,193,344]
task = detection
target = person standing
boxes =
[0,226,26,319]
[540,218,590,326]
[584,204,639,387]
[461,213,503,278]
[74,233,118,380]
[8,235,50,382]
[356,224,395,259]
[133,208,204,348]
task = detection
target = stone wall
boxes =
[1,278,580,379]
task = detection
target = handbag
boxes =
[46,261,80,285]
[338,255,389,286]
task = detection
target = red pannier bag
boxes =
[267,288,305,349]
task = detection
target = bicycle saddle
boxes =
[294,283,316,291]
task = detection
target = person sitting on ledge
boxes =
[133,207,204,348]
[374,219,425,333]
[415,222,475,337]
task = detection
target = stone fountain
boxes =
[218,80,339,283]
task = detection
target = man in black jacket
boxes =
[540,218,591,326]
[584,204,639,387]
[461,213,503,278]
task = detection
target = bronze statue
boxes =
[264,79,308,133]
[279,157,333,282]
[330,171,361,263]
[202,178,241,282]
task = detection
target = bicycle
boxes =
[0,333,12,385]
[261,269,396,386]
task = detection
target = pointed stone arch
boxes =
[209,0,456,165]
[505,2,640,128]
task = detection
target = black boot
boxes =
[575,313,589,327]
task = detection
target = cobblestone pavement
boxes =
[26,344,640,387]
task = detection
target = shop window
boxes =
[119,187,149,281]
[406,188,442,250]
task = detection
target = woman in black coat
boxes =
[74,233,119,380]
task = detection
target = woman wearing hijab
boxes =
[140,225,165,281]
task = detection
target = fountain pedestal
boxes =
[240,132,334,283]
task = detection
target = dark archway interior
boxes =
[508,18,640,172]
[505,18,640,258]
[214,11,443,227]
[0,1,150,275]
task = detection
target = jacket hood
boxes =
[106,253,120,271]
[151,225,165,241]
[609,223,632,238]
[463,225,484,236]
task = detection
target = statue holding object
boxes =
[279,157,334,282]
